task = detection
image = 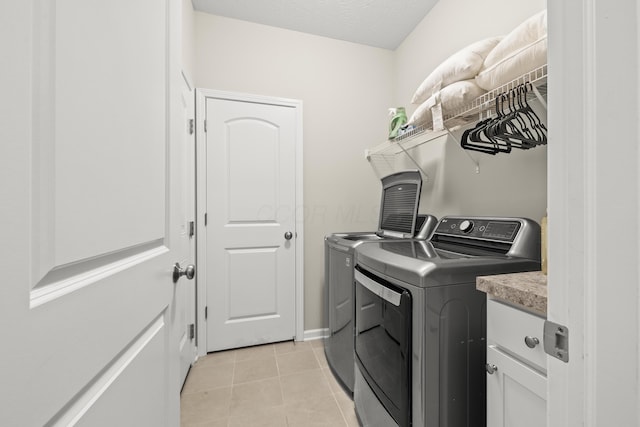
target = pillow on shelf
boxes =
[437,79,486,113]
[408,80,486,128]
[476,10,547,91]
[411,37,502,105]
[407,99,433,127]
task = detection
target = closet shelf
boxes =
[444,64,547,127]
[365,65,548,178]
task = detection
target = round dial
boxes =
[459,220,474,233]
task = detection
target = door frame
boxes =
[547,0,640,425]
[194,89,304,356]
[177,68,198,381]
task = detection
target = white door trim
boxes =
[195,89,304,356]
[547,1,640,425]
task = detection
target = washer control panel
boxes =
[434,217,521,242]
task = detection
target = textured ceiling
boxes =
[191,0,439,50]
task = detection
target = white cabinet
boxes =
[486,298,547,427]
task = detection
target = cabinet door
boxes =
[487,345,547,427]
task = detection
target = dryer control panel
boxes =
[435,217,521,242]
[431,216,541,260]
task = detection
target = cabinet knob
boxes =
[524,336,540,348]
[485,363,498,375]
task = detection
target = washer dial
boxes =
[459,220,474,233]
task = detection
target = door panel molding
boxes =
[49,315,166,426]
[30,242,168,308]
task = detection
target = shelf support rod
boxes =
[396,143,429,182]
[531,84,547,110]
[444,126,480,174]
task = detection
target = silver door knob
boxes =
[284,231,293,240]
[485,363,498,375]
[173,262,195,282]
[524,336,540,348]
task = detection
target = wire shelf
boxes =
[366,64,548,176]
[444,64,548,127]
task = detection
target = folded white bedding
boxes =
[476,10,547,91]
[411,37,501,105]
[408,79,486,128]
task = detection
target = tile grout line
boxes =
[274,344,290,427]
[331,391,351,427]
[279,367,289,427]
[225,350,237,427]
[315,341,353,427]
[274,343,282,377]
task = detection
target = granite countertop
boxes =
[476,271,547,316]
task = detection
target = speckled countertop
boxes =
[476,271,547,316]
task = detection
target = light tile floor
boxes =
[180,339,359,427]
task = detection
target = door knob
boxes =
[284,231,293,240]
[485,363,498,375]
[173,262,195,282]
[524,336,540,348]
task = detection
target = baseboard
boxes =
[302,328,328,341]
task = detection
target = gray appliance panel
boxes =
[431,216,541,260]
[355,240,540,288]
[354,264,489,427]
[354,264,490,427]
[352,215,541,427]
[377,170,422,238]
[324,238,356,393]
[355,369,397,427]
[323,214,437,394]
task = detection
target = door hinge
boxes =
[204,120,207,132]
[189,221,195,238]
[544,320,569,363]
[189,119,194,135]
[188,323,195,340]
[204,213,207,226]
[205,306,208,319]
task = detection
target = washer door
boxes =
[354,267,412,427]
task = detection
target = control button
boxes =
[450,224,457,229]
[459,220,474,233]
[479,225,486,232]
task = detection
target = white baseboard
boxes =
[302,328,328,341]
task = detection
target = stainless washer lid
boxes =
[377,170,422,238]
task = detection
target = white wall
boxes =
[394,0,548,221]
[193,1,549,332]
[194,13,394,330]
[181,0,195,81]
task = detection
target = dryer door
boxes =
[354,267,412,426]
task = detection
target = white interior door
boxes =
[174,72,198,388]
[1,1,185,425]
[198,91,302,352]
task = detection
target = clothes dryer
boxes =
[353,216,541,427]
[325,214,437,394]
